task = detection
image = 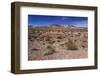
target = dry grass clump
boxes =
[67,39,78,50]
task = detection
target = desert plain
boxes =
[28,24,88,60]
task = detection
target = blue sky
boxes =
[28,15,88,27]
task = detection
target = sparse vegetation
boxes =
[28,24,87,60]
[39,36,45,41]
[48,40,55,44]
[57,36,63,39]
[31,48,40,51]
[57,40,60,42]
[45,36,51,41]
[82,45,85,48]
[64,42,68,45]
[67,39,78,50]
[44,46,56,56]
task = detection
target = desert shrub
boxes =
[31,48,40,51]
[57,40,60,42]
[81,43,87,48]
[48,41,55,44]
[44,46,56,56]
[39,36,45,41]
[32,35,37,39]
[28,34,35,41]
[82,40,87,42]
[81,45,86,48]
[36,32,42,36]
[60,44,64,46]
[47,46,55,51]
[57,36,63,39]
[74,40,77,42]
[70,35,73,37]
[64,42,67,45]
[67,39,78,50]
[28,36,31,40]
[45,36,51,41]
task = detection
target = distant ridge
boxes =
[28,24,87,29]
[67,25,76,27]
[48,24,77,28]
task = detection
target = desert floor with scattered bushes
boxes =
[28,25,88,60]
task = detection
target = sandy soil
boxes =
[28,48,87,60]
[28,26,88,60]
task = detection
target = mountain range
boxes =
[29,24,87,29]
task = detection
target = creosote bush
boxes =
[67,39,78,50]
